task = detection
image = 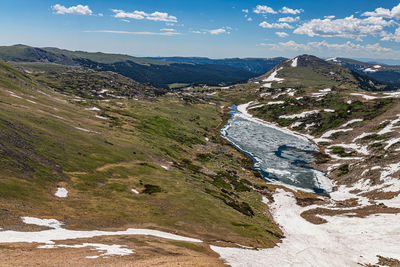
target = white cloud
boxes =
[209,28,229,35]
[278,16,300,23]
[191,27,231,35]
[362,3,400,20]
[112,9,177,22]
[52,4,92,15]
[280,7,303,15]
[242,9,249,13]
[259,21,293,29]
[294,15,393,39]
[275,32,289,38]
[258,40,400,59]
[247,17,253,21]
[253,5,277,14]
[84,30,181,36]
[160,28,176,32]
[381,27,400,42]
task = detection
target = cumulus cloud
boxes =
[209,26,232,35]
[112,9,177,22]
[191,27,231,35]
[84,30,181,36]
[242,9,249,13]
[209,28,227,35]
[280,7,303,15]
[362,3,400,20]
[294,15,393,39]
[52,4,93,15]
[258,40,400,58]
[275,32,289,37]
[253,5,277,14]
[259,21,293,29]
[381,27,400,42]
[278,16,300,23]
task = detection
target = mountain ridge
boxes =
[327,57,400,87]
[0,45,277,88]
[254,54,399,92]
[145,56,287,74]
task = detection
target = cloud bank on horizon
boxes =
[3,1,400,59]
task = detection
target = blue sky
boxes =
[1,0,400,59]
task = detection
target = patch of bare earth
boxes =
[301,205,400,224]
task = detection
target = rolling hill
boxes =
[0,45,262,88]
[254,55,398,92]
[0,59,284,264]
[327,57,400,87]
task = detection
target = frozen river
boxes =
[221,103,333,193]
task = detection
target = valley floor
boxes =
[2,58,400,266]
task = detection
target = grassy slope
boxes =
[44,47,171,65]
[0,46,257,88]
[0,61,280,247]
[257,55,390,92]
[0,45,168,66]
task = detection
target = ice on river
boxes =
[221,105,333,192]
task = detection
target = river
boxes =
[220,102,333,193]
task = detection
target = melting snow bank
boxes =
[0,216,201,258]
[211,189,400,267]
[291,57,298,68]
[263,67,284,83]
[221,102,333,193]
[0,216,202,244]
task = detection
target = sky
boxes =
[1,0,400,59]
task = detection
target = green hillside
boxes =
[0,45,259,88]
[255,55,396,92]
[0,60,281,248]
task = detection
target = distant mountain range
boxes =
[145,57,287,74]
[0,45,285,88]
[1,45,399,90]
[353,58,400,66]
[327,57,400,87]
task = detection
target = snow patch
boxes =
[38,243,134,258]
[262,83,272,88]
[267,101,284,105]
[342,119,363,128]
[350,93,377,100]
[263,67,284,83]
[131,189,139,194]
[279,110,320,119]
[55,187,68,198]
[291,57,298,67]
[0,217,202,245]
[385,138,400,150]
[211,189,400,267]
[86,107,101,111]
[364,68,378,73]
